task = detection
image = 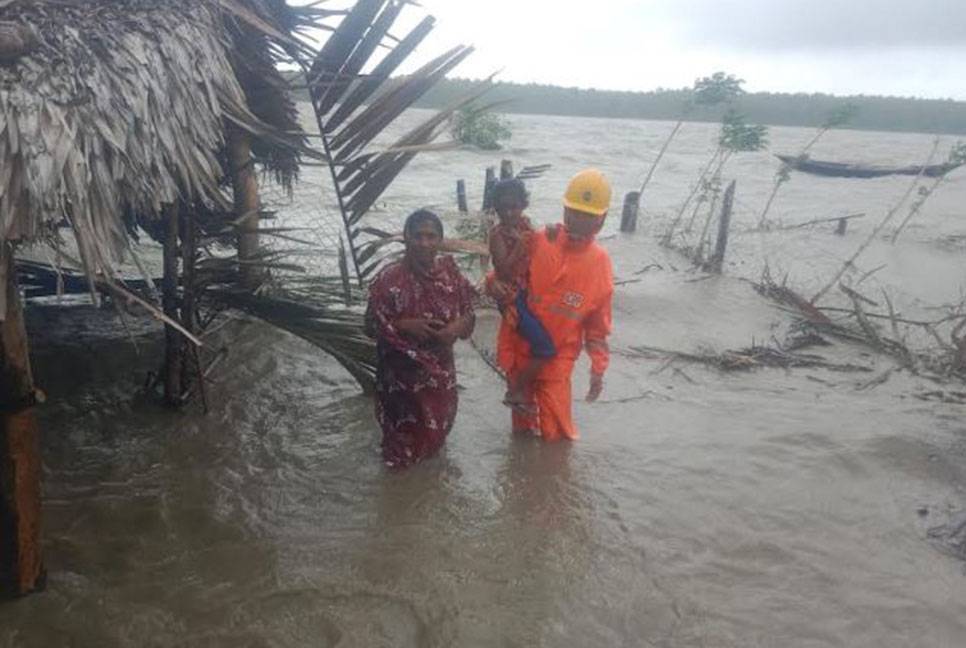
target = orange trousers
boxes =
[499,314,579,442]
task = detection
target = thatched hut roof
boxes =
[0,0,309,277]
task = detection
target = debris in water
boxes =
[928,511,966,561]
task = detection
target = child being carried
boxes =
[487,178,556,413]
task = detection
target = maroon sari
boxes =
[365,255,476,468]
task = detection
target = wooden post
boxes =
[0,242,44,598]
[499,159,514,180]
[456,179,468,213]
[836,218,848,235]
[708,180,736,274]
[162,203,182,406]
[620,191,640,233]
[482,167,496,211]
[227,124,261,290]
[179,209,197,395]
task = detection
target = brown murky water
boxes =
[3,112,966,646]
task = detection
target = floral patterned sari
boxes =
[365,255,475,468]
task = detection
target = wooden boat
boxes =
[776,154,961,179]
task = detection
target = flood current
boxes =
[3,111,966,646]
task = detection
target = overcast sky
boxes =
[381,0,965,99]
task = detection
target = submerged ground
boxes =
[3,113,966,646]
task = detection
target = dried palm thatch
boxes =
[0,0,314,315]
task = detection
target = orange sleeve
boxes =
[584,255,613,376]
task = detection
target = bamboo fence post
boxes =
[620,191,640,233]
[456,179,468,213]
[0,243,44,598]
[227,125,261,290]
[162,203,182,406]
[708,180,736,273]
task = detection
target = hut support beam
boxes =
[0,243,44,598]
[162,203,182,406]
[228,125,261,290]
[180,210,197,395]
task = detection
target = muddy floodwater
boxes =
[3,111,966,646]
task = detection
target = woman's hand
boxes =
[395,318,444,342]
[432,321,460,347]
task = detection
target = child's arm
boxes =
[490,226,527,282]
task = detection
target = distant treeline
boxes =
[411,78,966,136]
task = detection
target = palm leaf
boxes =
[324,15,436,131]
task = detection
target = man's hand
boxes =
[395,318,443,342]
[586,372,604,402]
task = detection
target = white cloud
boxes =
[318,0,965,99]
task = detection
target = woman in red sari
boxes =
[365,209,476,468]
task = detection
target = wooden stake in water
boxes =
[456,179,468,213]
[0,243,45,598]
[620,191,640,233]
[708,180,736,274]
[227,124,262,290]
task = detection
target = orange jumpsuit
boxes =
[495,227,613,441]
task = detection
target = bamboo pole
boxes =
[162,203,182,406]
[890,174,946,244]
[638,119,683,201]
[0,243,44,598]
[757,125,832,228]
[227,125,261,290]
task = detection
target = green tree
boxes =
[450,106,512,150]
[637,71,746,206]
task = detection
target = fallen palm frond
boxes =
[624,343,873,374]
[295,0,483,285]
[201,287,377,392]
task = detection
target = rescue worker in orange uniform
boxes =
[491,169,614,441]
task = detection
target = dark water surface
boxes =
[4,113,966,646]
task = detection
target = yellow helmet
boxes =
[562,168,612,217]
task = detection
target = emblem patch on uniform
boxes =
[562,291,584,308]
